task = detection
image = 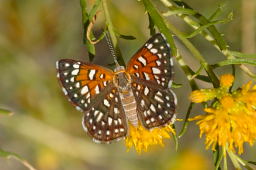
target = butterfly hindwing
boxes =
[82,86,128,143]
[57,59,128,142]
[131,77,177,129]
[126,33,174,89]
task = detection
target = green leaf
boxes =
[171,82,182,88]
[171,125,179,151]
[228,50,256,58]
[0,108,12,115]
[170,0,228,51]
[163,7,196,16]
[88,0,102,19]
[80,0,98,60]
[117,34,136,40]
[142,0,177,56]
[147,13,156,35]
[248,161,256,166]
[217,58,256,66]
[209,4,226,21]
[195,75,212,82]
[186,12,233,38]
[0,149,36,170]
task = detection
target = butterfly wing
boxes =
[126,33,174,88]
[131,78,177,129]
[56,59,128,142]
[126,33,177,129]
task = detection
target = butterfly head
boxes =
[113,66,131,93]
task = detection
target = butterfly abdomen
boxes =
[120,90,138,127]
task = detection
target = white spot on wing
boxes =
[150,48,158,54]
[170,58,174,66]
[144,72,150,80]
[104,99,110,107]
[96,112,103,122]
[147,43,153,49]
[75,82,80,88]
[155,95,164,103]
[108,117,113,125]
[81,86,89,95]
[62,88,68,95]
[71,69,79,75]
[56,61,59,69]
[138,56,147,66]
[152,67,161,74]
[156,60,161,66]
[150,104,156,112]
[70,77,75,82]
[144,87,149,95]
[95,85,100,94]
[73,64,79,68]
[65,63,70,67]
[89,70,96,80]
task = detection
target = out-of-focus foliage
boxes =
[0,0,255,170]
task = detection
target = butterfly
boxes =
[56,33,177,143]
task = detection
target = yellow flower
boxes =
[190,74,256,154]
[220,74,234,88]
[125,123,175,153]
[190,89,216,103]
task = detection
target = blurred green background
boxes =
[0,0,255,170]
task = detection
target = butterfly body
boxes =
[113,66,139,127]
[56,33,177,143]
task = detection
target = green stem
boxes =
[102,0,125,66]
[142,0,177,56]
[214,145,223,170]
[178,102,194,138]
[143,0,219,87]
[80,0,96,61]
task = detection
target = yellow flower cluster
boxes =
[190,74,256,154]
[125,123,175,153]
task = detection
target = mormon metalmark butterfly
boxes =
[56,33,177,143]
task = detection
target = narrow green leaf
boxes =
[186,12,233,38]
[248,161,256,165]
[142,0,177,56]
[0,108,12,115]
[80,0,97,60]
[147,13,156,35]
[178,103,193,138]
[163,7,196,16]
[209,4,225,21]
[0,149,36,170]
[228,51,256,58]
[171,125,179,151]
[118,34,136,40]
[227,150,242,170]
[217,59,256,66]
[170,0,228,51]
[195,75,212,82]
[88,0,102,19]
[171,82,182,88]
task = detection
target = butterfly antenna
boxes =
[105,32,120,67]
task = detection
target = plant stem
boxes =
[102,0,125,66]
[80,0,96,61]
[143,0,219,87]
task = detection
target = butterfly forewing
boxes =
[57,59,127,142]
[127,33,174,89]
[131,77,177,129]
